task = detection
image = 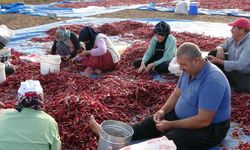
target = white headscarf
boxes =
[16,80,44,112]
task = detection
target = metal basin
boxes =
[97,120,134,150]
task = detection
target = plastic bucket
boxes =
[0,62,6,84]
[97,120,134,150]
[148,2,156,9]
[40,55,61,75]
[189,2,198,15]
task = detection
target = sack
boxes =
[168,57,182,76]
[120,136,176,150]
[0,25,15,47]
[175,1,189,15]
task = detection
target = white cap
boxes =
[18,80,43,96]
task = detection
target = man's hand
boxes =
[145,63,155,72]
[216,48,225,60]
[155,120,172,133]
[138,62,146,73]
[153,109,165,122]
[207,55,224,65]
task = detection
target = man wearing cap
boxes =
[208,17,250,92]
[0,80,61,150]
[133,21,177,74]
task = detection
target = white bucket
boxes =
[40,55,61,75]
[0,62,6,84]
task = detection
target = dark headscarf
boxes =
[78,26,100,50]
[154,21,171,37]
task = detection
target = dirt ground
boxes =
[0,14,68,30]
[0,0,65,30]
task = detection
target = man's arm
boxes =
[160,88,180,113]
[208,46,225,65]
[154,88,180,122]
[215,46,225,60]
[170,109,215,129]
[156,109,215,132]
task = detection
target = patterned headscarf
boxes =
[55,28,71,42]
[154,21,171,37]
[15,80,44,112]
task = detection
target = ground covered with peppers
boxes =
[0,21,249,149]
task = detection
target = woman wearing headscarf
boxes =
[71,26,120,77]
[133,21,177,73]
[0,80,61,150]
[51,28,81,60]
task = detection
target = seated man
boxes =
[90,42,231,150]
[208,17,250,92]
[0,80,61,150]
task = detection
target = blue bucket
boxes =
[189,2,198,15]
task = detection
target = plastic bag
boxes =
[168,57,182,76]
[174,0,189,15]
[120,136,176,150]
[0,25,15,47]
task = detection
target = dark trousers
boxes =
[132,110,230,150]
[133,57,170,74]
[5,67,14,75]
[208,50,250,93]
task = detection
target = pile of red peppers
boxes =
[1,21,249,149]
